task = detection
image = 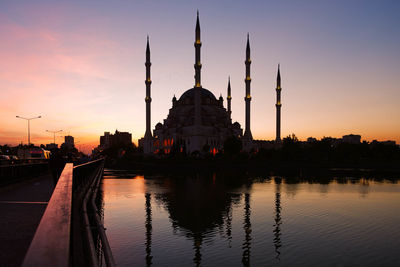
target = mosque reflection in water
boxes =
[101,172,400,266]
[140,175,282,267]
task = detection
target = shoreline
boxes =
[103,157,400,179]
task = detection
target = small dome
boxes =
[155,122,163,129]
[233,122,241,128]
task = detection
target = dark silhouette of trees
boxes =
[281,134,301,160]
[223,136,242,155]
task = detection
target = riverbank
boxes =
[104,156,400,179]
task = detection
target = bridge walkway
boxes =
[0,172,54,267]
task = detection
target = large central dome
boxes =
[178,87,217,102]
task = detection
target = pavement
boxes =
[0,172,54,267]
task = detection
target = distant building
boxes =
[100,130,132,149]
[380,140,396,146]
[100,132,112,148]
[112,130,132,147]
[342,134,361,144]
[307,137,317,143]
[371,140,396,146]
[62,135,75,150]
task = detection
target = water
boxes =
[101,171,400,266]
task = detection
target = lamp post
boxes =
[46,130,63,144]
[16,115,42,146]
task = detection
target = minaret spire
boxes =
[145,36,152,138]
[194,10,202,88]
[244,33,253,141]
[276,64,282,142]
[246,33,250,60]
[194,11,202,128]
[227,76,232,120]
[277,63,281,88]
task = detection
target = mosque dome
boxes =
[159,86,228,129]
[178,88,217,102]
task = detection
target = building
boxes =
[371,140,397,146]
[100,130,132,149]
[380,140,396,146]
[139,12,259,154]
[307,137,317,143]
[62,135,75,150]
[342,134,361,144]
[100,132,112,148]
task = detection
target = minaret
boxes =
[194,10,202,88]
[145,36,152,138]
[244,34,253,140]
[194,10,202,127]
[227,77,232,120]
[276,64,282,142]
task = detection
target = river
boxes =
[101,170,400,266]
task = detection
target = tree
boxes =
[223,136,242,155]
[282,133,301,160]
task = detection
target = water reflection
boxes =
[225,204,232,248]
[102,172,400,267]
[152,175,247,266]
[145,193,152,266]
[359,179,370,198]
[273,177,282,260]
[242,193,252,267]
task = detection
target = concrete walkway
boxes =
[0,172,54,267]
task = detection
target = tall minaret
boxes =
[194,10,202,127]
[244,34,253,140]
[227,76,232,120]
[194,10,202,88]
[275,64,282,142]
[145,36,152,138]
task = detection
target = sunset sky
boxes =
[1,0,399,153]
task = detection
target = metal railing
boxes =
[73,159,116,267]
[22,158,115,267]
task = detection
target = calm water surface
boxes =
[101,171,400,266]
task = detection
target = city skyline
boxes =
[1,0,400,153]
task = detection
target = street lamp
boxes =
[46,130,63,144]
[16,115,42,146]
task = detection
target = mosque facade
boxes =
[139,12,282,154]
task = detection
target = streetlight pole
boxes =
[46,130,63,144]
[16,115,41,146]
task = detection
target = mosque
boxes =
[139,12,282,154]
